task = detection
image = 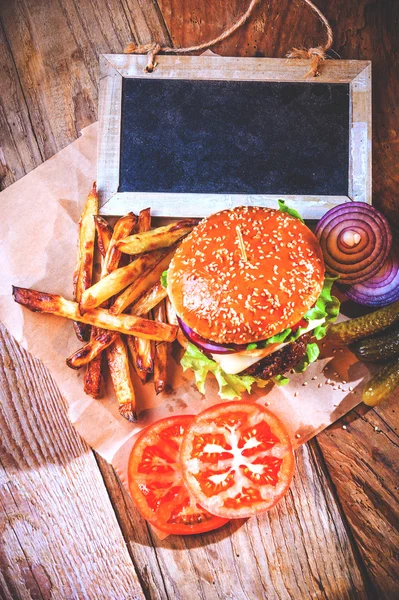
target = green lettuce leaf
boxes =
[255,276,340,350]
[294,342,320,373]
[181,343,256,400]
[160,269,168,289]
[272,374,290,386]
[278,199,305,223]
[246,342,257,350]
[262,328,292,347]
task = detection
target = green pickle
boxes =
[350,328,399,362]
[327,300,399,345]
[363,357,399,406]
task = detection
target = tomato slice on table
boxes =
[180,402,294,519]
[128,415,229,535]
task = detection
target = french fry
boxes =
[124,207,155,383]
[83,345,103,399]
[110,251,174,316]
[153,300,169,394]
[66,330,118,369]
[165,297,178,325]
[116,219,198,255]
[138,207,151,233]
[130,281,168,316]
[107,336,137,422]
[73,182,98,340]
[85,213,136,397]
[94,216,113,258]
[126,334,153,383]
[165,297,187,348]
[102,212,137,277]
[12,287,178,342]
[84,218,115,397]
[80,248,169,313]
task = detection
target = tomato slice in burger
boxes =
[128,415,229,535]
[180,402,294,519]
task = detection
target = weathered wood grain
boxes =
[317,398,399,599]
[0,1,398,598]
[0,324,146,600]
[97,442,371,600]
[0,20,42,190]
[0,0,170,181]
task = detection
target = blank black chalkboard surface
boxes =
[98,55,371,219]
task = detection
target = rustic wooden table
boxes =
[0,1,398,598]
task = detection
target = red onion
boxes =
[339,243,399,306]
[315,203,392,284]
[178,318,248,354]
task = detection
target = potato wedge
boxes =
[138,207,151,233]
[116,219,198,255]
[165,297,178,325]
[66,329,118,369]
[102,212,137,277]
[83,341,103,399]
[153,300,169,395]
[107,336,137,422]
[126,334,153,383]
[73,182,98,340]
[131,281,167,316]
[13,287,178,342]
[80,248,168,313]
[126,335,146,383]
[165,297,187,348]
[94,216,113,258]
[110,251,174,316]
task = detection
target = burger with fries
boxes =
[12,187,339,416]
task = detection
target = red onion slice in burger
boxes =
[178,317,247,354]
[315,202,392,284]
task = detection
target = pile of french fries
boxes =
[13,183,196,422]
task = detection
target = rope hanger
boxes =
[125,0,333,76]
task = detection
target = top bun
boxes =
[167,206,325,345]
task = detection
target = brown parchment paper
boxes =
[0,123,373,493]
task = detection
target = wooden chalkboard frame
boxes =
[98,54,371,219]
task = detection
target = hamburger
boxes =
[166,203,339,399]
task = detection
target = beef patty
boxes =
[244,332,312,380]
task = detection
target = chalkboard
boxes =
[119,78,350,196]
[97,55,371,218]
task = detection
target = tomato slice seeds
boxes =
[128,416,229,535]
[180,402,294,519]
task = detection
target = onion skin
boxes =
[339,243,399,307]
[315,203,392,284]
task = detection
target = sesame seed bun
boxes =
[167,206,325,345]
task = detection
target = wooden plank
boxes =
[0,0,170,178]
[0,1,397,598]
[0,20,42,190]
[0,324,146,600]
[97,442,370,600]
[317,399,399,599]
